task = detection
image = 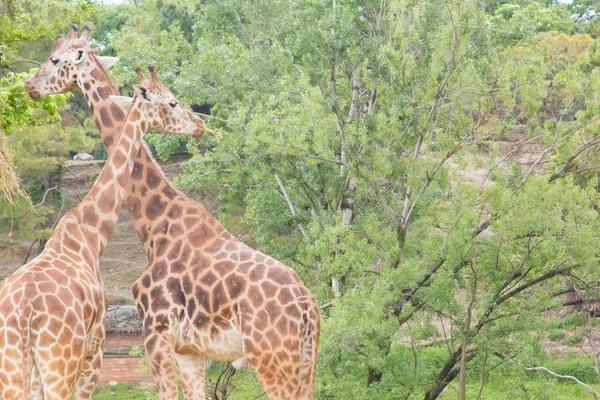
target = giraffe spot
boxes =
[83,82,91,90]
[141,274,151,289]
[90,103,95,114]
[184,217,199,230]
[92,91,100,102]
[140,294,149,311]
[152,220,169,235]
[155,313,170,332]
[171,260,185,274]
[100,219,112,240]
[145,334,157,354]
[98,184,116,214]
[195,287,210,312]
[240,251,252,261]
[90,69,104,81]
[132,284,139,299]
[146,168,160,189]
[162,185,178,199]
[182,275,193,294]
[169,223,184,238]
[141,186,148,197]
[260,340,271,352]
[288,320,299,334]
[276,350,289,362]
[130,184,136,193]
[248,286,264,308]
[225,274,246,300]
[98,85,112,100]
[268,268,294,285]
[255,311,268,331]
[214,315,229,329]
[99,107,113,128]
[200,270,218,288]
[205,238,225,253]
[214,260,234,276]
[150,286,170,312]
[187,298,196,316]
[265,301,282,322]
[156,237,171,257]
[167,204,183,219]
[139,225,149,242]
[261,281,278,298]
[131,161,144,180]
[212,282,226,313]
[285,304,302,320]
[113,148,127,169]
[249,265,265,282]
[146,194,167,220]
[129,108,141,121]
[193,312,209,328]
[222,306,232,319]
[63,233,81,253]
[143,315,153,331]
[278,288,293,305]
[167,240,182,260]
[167,277,185,305]
[103,135,114,150]
[180,245,192,263]
[152,260,168,282]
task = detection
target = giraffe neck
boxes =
[47,103,146,260]
[76,57,229,259]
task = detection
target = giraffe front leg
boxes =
[174,352,207,400]
[145,331,179,400]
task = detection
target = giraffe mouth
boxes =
[27,90,41,100]
[24,81,40,99]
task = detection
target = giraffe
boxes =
[25,25,320,400]
[0,64,205,400]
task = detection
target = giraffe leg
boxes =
[72,334,105,399]
[29,364,44,400]
[34,339,84,400]
[242,327,303,400]
[145,332,179,400]
[174,352,206,400]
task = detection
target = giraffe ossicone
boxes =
[0,61,204,399]
[25,24,320,400]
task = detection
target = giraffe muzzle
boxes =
[24,80,41,99]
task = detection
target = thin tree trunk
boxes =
[275,174,308,240]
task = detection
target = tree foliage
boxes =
[7,0,600,398]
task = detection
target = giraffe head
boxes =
[110,65,206,137]
[25,24,119,99]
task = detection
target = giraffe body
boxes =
[25,25,320,400]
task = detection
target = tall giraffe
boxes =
[25,25,320,400]
[0,64,205,400]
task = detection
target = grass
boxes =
[95,358,600,399]
[440,381,600,400]
[93,365,265,399]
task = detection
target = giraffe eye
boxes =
[76,50,84,61]
[50,57,59,65]
[169,101,178,108]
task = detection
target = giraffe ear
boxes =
[109,95,134,113]
[133,85,153,103]
[97,56,119,70]
[73,49,88,65]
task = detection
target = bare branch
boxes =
[524,366,600,399]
